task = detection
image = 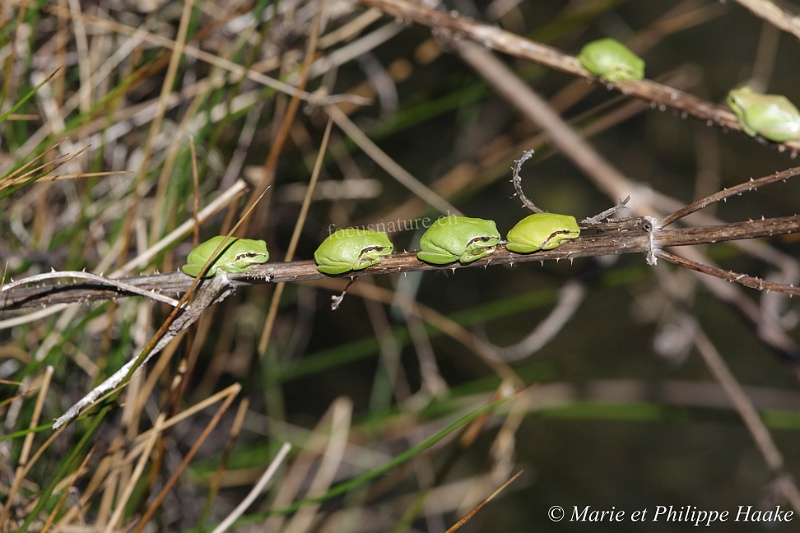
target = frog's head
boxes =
[727,86,753,116]
[464,234,500,256]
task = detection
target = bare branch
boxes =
[733,0,800,41]
[655,249,800,296]
[662,166,800,227]
[359,0,800,151]
[52,274,233,429]
[510,149,543,213]
[4,215,799,316]
[1,271,181,307]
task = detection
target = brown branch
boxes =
[656,249,800,296]
[662,166,800,227]
[654,215,800,248]
[733,0,800,41]
[358,0,800,151]
[3,216,799,313]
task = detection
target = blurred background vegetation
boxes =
[1,0,800,531]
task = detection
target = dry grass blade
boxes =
[0,67,61,125]
[198,398,250,531]
[445,470,523,532]
[264,397,352,532]
[327,105,460,216]
[104,415,165,532]
[257,115,333,354]
[691,328,800,511]
[0,139,92,198]
[241,0,328,233]
[1,367,54,526]
[41,444,97,533]
[132,384,241,533]
[211,442,293,533]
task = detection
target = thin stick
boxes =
[510,149,543,213]
[445,470,524,532]
[52,274,231,429]
[661,166,800,227]
[257,117,334,354]
[210,442,293,533]
[103,415,165,533]
[692,329,800,511]
[655,249,800,296]
[1,271,181,307]
[132,384,242,533]
[329,105,459,216]
[510,146,629,220]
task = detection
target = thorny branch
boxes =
[655,249,798,295]
[511,148,630,222]
[662,166,800,227]
[52,274,233,429]
[358,0,800,152]
[2,214,799,316]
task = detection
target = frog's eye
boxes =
[236,251,265,260]
[541,229,577,247]
[467,236,496,247]
[356,245,391,266]
[360,245,390,254]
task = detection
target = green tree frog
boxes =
[314,229,393,275]
[578,38,645,83]
[182,236,269,277]
[726,86,800,142]
[417,216,501,265]
[506,213,580,254]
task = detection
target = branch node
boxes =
[644,215,659,265]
